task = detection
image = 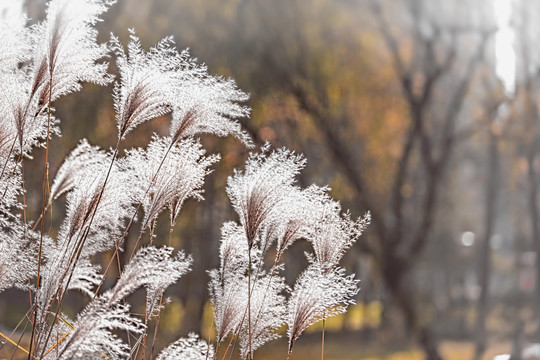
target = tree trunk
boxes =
[384,258,443,360]
[528,151,540,329]
[474,131,499,360]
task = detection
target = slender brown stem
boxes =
[9,314,33,360]
[149,224,154,246]
[321,316,325,360]
[168,224,174,247]
[140,305,149,360]
[247,248,252,360]
[115,244,122,275]
[23,158,39,360]
[221,334,237,360]
[149,292,164,360]
[129,223,167,359]
[129,229,146,261]
[205,319,214,360]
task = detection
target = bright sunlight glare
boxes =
[494,0,516,95]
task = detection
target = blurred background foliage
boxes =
[3,0,540,359]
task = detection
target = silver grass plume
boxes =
[286,265,359,354]
[111,31,251,145]
[53,300,144,359]
[37,147,138,321]
[239,271,287,356]
[0,70,58,157]
[50,139,109,201]
[169,75,251,145]
[68,258,103,297]
[306,196,371,270]
[226,145,306,249]
[208,268,247,343]
[56,148,138,256]
[111,246,192,315]
[0,218,54,292]
[111,32,177,139]
[270,185,329,261]
[0,0,112,157]
[125,135,220,230]
[0,0,29,73]
[56,246,191,359]
[29,0,114,105]
[217,221,249,280]
[208,222,252,343]
[157,333,214,360]
[211,221,286,355]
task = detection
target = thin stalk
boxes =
[129,229,146,261]
[213,342,220,360]
[139,254,157,360]
[149,223,155,246]
[116,244,122,275]
[221,334,238,360]
[135,305,149,360]
[247,248,252,360]
[149,292,164,360]
[23,164,38,360]
[205,320,214,360]
[39,85,53,245]
[168,223,174,247]
[31,201,50,232]
[130,336,145,360]
[7,310,33,360]
[321,316,325,360]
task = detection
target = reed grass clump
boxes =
[0,1,369,359]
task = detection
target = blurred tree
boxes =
[242,0,495,357]
[98,1,498,357]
